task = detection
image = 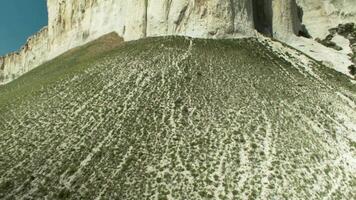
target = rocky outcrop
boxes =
[297,0,356,38]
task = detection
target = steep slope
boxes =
[0,35,355,199]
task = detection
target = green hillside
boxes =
[0,33,355,199]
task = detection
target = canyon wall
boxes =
[1,0,305,84]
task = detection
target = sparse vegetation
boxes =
[349,65,356,76]
[0,35,355,199]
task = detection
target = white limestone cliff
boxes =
[0,0,259,84]
[0,27,49,84]
[2,0,354,84]
[272,0,301,39]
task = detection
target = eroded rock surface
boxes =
[2,0,356,84]
[297,0,356,38]
[1,0,303,84]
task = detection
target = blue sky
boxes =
[0,1,48,56]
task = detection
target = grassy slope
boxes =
[0,35,355,199]
[0,32,123,107]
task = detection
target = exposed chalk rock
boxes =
[272,0,302,39]
[297,0,356,38]
[0,27,49,84]
[7,0,356,84]
[0,0,259,84]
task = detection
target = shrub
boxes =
[56,188,71,199]
[348,65,356,76]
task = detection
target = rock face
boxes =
[272,0,302,39]
[0,28,49,84]
[1,0,305,84]
[46,0,255,55]
[0,0,253,84]
[288,0,356,78]
[297,0,356,38]
[3,0,354,84]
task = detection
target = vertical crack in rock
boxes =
[0,57,4,83]
[252,0,273,36]
[165,0,173,21]
[0,57,4,70]
[229,0,236,33]
[230,0,255,35]
[174,5,188,30]
[165,0,173,33]
[143,0,149,37]
[290,0,302,35]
